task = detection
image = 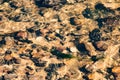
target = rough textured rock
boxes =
[0,0,120,80]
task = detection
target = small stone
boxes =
[55,29,60,33]
[89,28,101,42]
[69,17,81,25]
[82,8,93,19]
[94,41,108,51]
[88,72,105,80]
[95,3,106,10]
[112,66,120,73]
[35,37,48,44]
[35,29,42,37]
[17,31,28,39]
[70,46,78,53]
[112,66,120,79]
[0,37,6,47]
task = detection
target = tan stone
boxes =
[112,66,120,73]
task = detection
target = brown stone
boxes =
[112,66,120,73]
[17,31,28,39]
[94,41,108,51]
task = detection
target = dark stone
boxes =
[76,26,81,30]
[31,44,37,48]
[0,10,3,12]
[39,10,44,16]
[4,57,20,65]
[0,37,6,47]
[16,39,32,43]
[107,68,112,73]
[21,7,26,12]
[96,18,106,28]
[82,8,93,19]
[76,43,89,55]
[95,3,106,10]
[55,33,63,39]
[12,58,20,64]
[89,28,101,42]
[5,50,12,54]
[91,56,98,62]
[35,30,42,36]
[31,58,46,67]
[95,3,115,14]
[26,66,33,70]
[34,0,67,8]
[79,66,90,74]
[117,7,120,11]
[106,68,117,80]
[45,64,56,72]
[82,76,89,80]
[69,17,76,25]
[0,16,2,21]
[50,47,74,59]
[9,2,18,9]
[8,15,21,22]
[27,28,34,33]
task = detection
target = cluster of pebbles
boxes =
[0,0,120,80]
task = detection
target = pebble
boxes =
[70,46,78,53]
[88,72,105,80]
[112,66,120,79]
[94,41,108,51]
[69,17,81,25]
[17,31,28,39]
[112,66,120,73]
